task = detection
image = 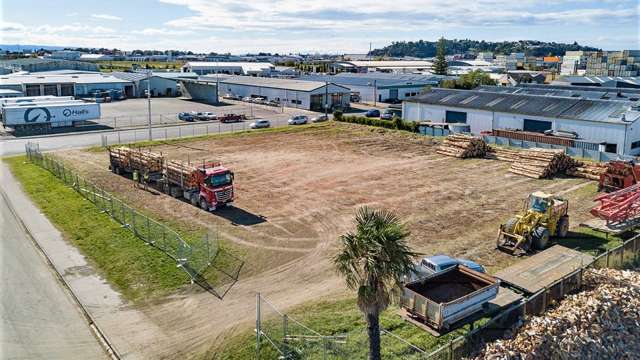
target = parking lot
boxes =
[97,97,323,129]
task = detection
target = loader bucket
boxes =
[496,229,526,256]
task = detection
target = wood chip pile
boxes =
[566,162,608,181]
[437,134,491,158]
[470,268,640,360]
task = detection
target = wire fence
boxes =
[25,142,243,299]
[256,235,640,360]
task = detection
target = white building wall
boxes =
[403,101,632,154]
[220,83,309,109]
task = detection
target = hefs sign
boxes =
[62,108,89,117]
[24,107,52,123]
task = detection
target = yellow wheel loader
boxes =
[497,191,569,256]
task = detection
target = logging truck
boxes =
[108,147,235,211]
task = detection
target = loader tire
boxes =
[199,197,209,211]
[557,216,569,238]
[504,217,519,234]
[532,226,550,250]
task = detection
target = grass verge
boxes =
[209,297,482,360]
[4,156,190,303]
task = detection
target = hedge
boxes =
[333,110,419,133]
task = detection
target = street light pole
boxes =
[324,81,329,118]
[147,70,152,141]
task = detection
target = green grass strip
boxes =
[4,156,189,303]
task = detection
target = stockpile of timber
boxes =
[164,160,199,188]
[110,146,163,172]
[469,268,640,360]
[507,148,578,179]
[566,162,608,181]
[436,134,490,158]
[484,147,521,162]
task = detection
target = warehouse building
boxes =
[109,71,183,97]
[0,73,132,98]
[553,76,640,89]
[478,84,640,103]
[0,58,99,73]
[299,73,449,103]
[403,88,640,155]
[330,60,433,73]
[212,76,350,111]
[181,62,275,76]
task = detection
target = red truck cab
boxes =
[197,165,234,211]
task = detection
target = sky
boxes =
[1,0,638,54]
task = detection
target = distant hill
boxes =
[0,44,67,52]
[369,39,600,58]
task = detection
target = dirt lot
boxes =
[57,123,598,358]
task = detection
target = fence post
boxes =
[256,293,261,360]
[283,314,288,344]
[132,208,137,235]
[621,246,625,268]
[606,251,610,268]
[634,237,638,264]
[147,217,151,244]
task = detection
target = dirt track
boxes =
[58,123,597,358]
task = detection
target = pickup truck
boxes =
[401,265,499,331]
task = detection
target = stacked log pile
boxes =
[508,148,578,179]
[165,160,199,188]
[484,147,521,162]
[470,268,640,360]
[566,162,608,181]
[108,146,163,173]
[436,134,490,158]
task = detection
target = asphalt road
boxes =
[0,118,292,156]
[0,192,107,359]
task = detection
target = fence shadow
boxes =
[555,230,616,254]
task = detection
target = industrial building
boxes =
[553,76,640,89]
[0,58,100,73]
[403,88,640,155]
[0,73,131,98]
[109,72,184,97]
[330,60,433,73]
[181,62,275,76]
[212,76,350,111]
[478,84,640,103]
[298,73,449,103]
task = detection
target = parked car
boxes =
[288,115,309,125]
[242,96,253,102]
[250,119,271,129]
[178,112,194,121]
[311,114,329,123]
[404,255,485,282]
[196,112,216,121]
[223,93,241,100]
[380,109,394,120]
[365,109,380,118]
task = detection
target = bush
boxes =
[334,114,419,133]
[333,109,343,121]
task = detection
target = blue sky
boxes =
[1,0,638,53]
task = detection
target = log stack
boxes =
[507,148,578,179]
[108,146,163,173]
[436,134,490,158]
[164,160,199,188]
[484,147,521,162]
[566,162,608,181]
[469,268,640,360]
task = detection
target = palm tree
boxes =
[333,207,418,360]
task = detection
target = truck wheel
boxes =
[557,216,569,238]
[532,226,550,250]
[190,194,199,206]
[199,198,209,211]
[504,217,519,234]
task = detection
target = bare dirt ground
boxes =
[57,123,597,358]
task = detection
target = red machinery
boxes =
[598,160,640,192]
[590,183,640,224]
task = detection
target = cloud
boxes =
[132,28,193,36]
[0,21,26,32]
[66,12,79,17]
[91,14,123,21]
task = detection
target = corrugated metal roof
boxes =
[299,73,448,88]
[478,85,640,102]
[406,88,640,124]
[202,75,350,92]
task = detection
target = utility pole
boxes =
[324,81,329,118]
[147,70,152,141]
[373,79,377,107]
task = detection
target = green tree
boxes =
[333,207,418,360]
[432,37,448,75]
[457,70,496,89]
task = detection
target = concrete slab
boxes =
[494,245,593,294]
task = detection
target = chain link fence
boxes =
[25,142,243,299]
[256,293,429,360]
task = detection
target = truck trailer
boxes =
[108,147,235,211]
[1,102,101,130]
[400,265,499,331]
[0,96,75,106]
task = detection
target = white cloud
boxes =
[132,28,193,36]
[91,14,123,21]
[66,12,79,17]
